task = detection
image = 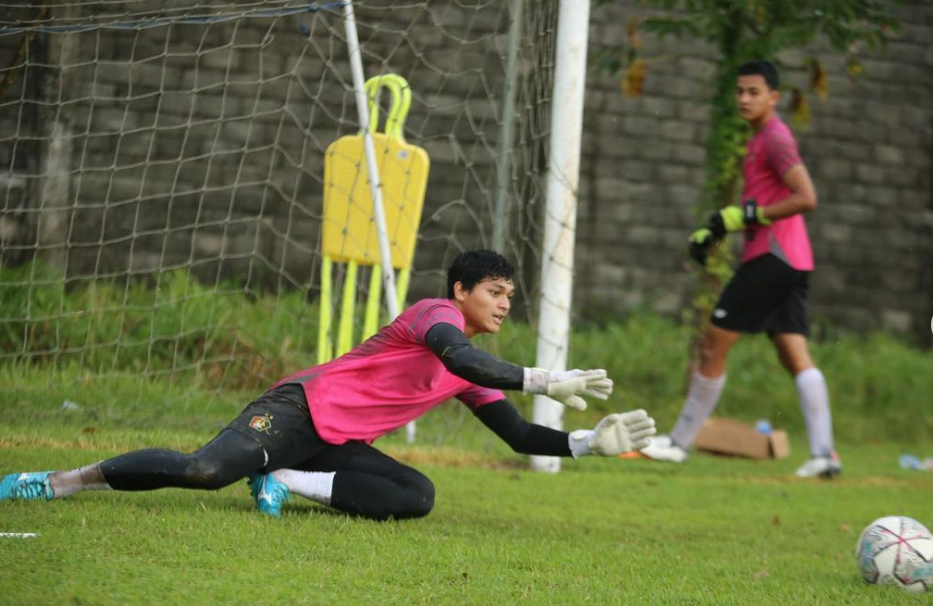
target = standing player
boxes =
[1,250,656,519]
[642,60,840,478]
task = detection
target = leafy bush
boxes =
[0,262,317,389]
[2,261,931,441]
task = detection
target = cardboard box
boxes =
[694,417,790,460]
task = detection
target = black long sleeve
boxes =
[424,322,524,390]
[474,399,572,457]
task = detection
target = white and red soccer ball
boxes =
[856,515,933,593]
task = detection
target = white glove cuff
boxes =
[522,367,550,395]
[568,429,594,459]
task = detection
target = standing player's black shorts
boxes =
[711,253,810,336]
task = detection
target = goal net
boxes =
[0,1,559,427]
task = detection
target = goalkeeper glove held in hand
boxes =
[688,201,770,265]
[708,206,745,238]
[710,201,770,236]
[688,227,715,265]
[686,207,741,266]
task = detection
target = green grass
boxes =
[3,261,932,441]
[3,315,933,445]
[2,264,933,603]
[1,417,932,605]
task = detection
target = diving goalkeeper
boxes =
[1,250,656,520]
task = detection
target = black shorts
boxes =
[711,254,810,336]
[223,390,416,494]
[225,383,331,472]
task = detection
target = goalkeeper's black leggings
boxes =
[99,385,433,520]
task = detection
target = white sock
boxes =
[795,367,834,457]
[272,469,335,506]
[670,372,727,449]
[49,463,112,499]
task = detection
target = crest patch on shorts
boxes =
[248,414,272,433]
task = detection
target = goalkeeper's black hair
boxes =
[447,250,515,298]
[737,60,779,90]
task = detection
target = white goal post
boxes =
[530,0,590,474]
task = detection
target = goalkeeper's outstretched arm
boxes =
[425,322,525,389]
[425,323,613,410]
[475,399,657,458]
[475,399,573,456]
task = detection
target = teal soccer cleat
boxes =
[247,473,289,517]
[0,472,54,501]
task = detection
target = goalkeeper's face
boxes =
[454,277,514,337]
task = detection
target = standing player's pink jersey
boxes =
[273,298,504,445]
[741,116,815,271]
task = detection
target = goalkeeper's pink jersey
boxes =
[741,116,814,271]
[273,298,504,445]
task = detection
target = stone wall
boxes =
[1,1,930,343]
[0,3,554,300]
[578,0,933,343]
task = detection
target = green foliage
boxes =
[2,262,931,442]
[570,314,933,443]
[479,311,933,444]
[635,0,898,54]
[0,261,317,390]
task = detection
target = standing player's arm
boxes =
[424,322,613,410]
[758,163,818,222]
[692,161,817,244]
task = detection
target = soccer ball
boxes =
[856,516,933,593]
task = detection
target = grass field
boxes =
[2,271,932,604]
[2,404,932,605]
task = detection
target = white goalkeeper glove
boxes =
[568,409,657,458]
[522,368,613,411]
